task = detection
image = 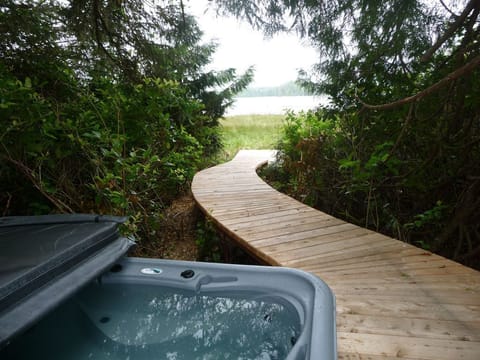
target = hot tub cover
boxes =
[0,214,134,347]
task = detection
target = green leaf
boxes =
[338,158,359,170]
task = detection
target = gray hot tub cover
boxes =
[0,214,134,347]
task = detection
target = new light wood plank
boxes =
[191,149,480,360]
[336,313,480,341]
[336,332,480,360]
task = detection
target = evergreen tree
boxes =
[213,0,480,267]
[0,0,252,245]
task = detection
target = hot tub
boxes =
[0,216,336,359]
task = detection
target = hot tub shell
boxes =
[0,215,336,359]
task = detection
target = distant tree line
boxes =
[238,81,312,97]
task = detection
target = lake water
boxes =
[225,95,328,116]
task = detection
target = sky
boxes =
[186,1,318,88]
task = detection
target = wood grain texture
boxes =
[192,150,480,359]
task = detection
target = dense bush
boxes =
[268,100,480,269]
[0,65,207,238]
[0,1,252,251]
[216,0,480,268]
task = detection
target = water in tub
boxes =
[3,282,301,359]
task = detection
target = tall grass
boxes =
[218,114,284,161]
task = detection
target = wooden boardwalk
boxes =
[192,150,480,359]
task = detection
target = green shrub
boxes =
[0,66,212,245]
[270,104,479,268]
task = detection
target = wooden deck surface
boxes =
[192,150,480,359]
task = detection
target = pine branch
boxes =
[358,54,480,111]
[421,0,479,63]
[439,0,460,18]
[2,155,74,213]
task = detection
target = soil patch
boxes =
[131,192,199,261]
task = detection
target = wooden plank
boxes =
[266,232,396,261]
[220,207,316,226]
[211,203,303,220]
[307,259,476,277]
[256,228,371,253]
[337,313,480,341]
[324,275,480,289]
[334,297,480,322]
[335,273,479,293]
[338,354,418,360]
[239,217,347,241]
[304,256,455,274]
[286,243,423,268]
[196,196,286,211]
[223,208,320,229]
[191,150,480,360]
[337,332,480,360]
[249,223,364,247]
[283,246,428,267]
[335,292,480,306]
[271,239,401,266]
[194,188,274,196]
[310,265,474,279]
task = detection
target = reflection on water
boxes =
[3,283,301,360]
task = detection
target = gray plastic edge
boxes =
[0,237,134,348]
[0,214,127,227]
[106,257,337,360]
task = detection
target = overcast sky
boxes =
[186,1,318,88]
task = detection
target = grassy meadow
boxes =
[218,114,284,161]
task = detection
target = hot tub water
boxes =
[4,283,301,360]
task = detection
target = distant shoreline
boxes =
[225,95,327,116]
[237,81,312,98]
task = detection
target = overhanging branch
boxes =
[358,54,480,111]
[421,0,479,63]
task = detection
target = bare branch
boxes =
[439,0,460,18]
[358,54,480,111]
[384,102,415,163]
[2,193,12,217]
[2,155,74,213]
[421,0,479,62]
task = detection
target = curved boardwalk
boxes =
[192,150,480,359]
